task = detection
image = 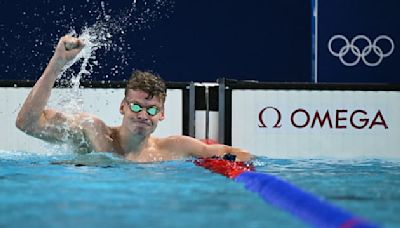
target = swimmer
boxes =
[16,35,252,162]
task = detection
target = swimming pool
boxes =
[1,150,399,228]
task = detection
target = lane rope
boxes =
[194,141,378,228]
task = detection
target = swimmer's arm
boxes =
[16,36,84,142]
[17,108,85,144]
[168,136,253,162]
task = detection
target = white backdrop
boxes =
[232,90,400,159]
[0,87,182,153]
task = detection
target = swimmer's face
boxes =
[120,89,165,136]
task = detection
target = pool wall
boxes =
[1,81,400,159]
[231,89,400,159]
[217,81,400,159]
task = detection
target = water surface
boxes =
[1,151,399,227]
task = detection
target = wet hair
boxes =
[125,70,167,103]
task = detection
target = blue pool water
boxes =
[1,150,399,228]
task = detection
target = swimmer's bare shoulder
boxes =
[72,113,115,152]
[74,112,109,133]
[152,135,190,159]
[157,135,201,156]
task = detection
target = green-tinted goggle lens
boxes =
[146,106,159,116]
[130,103,159,116]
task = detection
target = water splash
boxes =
[2,0,175,83]
[58,1,135,87]
[49,0,175,114]
[38,0,174,154]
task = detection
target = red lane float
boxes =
[193,157,254,179]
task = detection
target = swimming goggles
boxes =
[127,102,160,116]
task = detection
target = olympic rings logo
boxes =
[328,34,395,66]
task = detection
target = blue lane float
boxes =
[194,157,378,228]
[236,172,377,228]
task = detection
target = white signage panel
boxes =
[232,90,400,159]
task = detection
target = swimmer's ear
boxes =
[159,111,165,121]
[120,100,125,115]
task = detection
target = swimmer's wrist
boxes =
[47,57,66,74]
[222,153,236,161]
